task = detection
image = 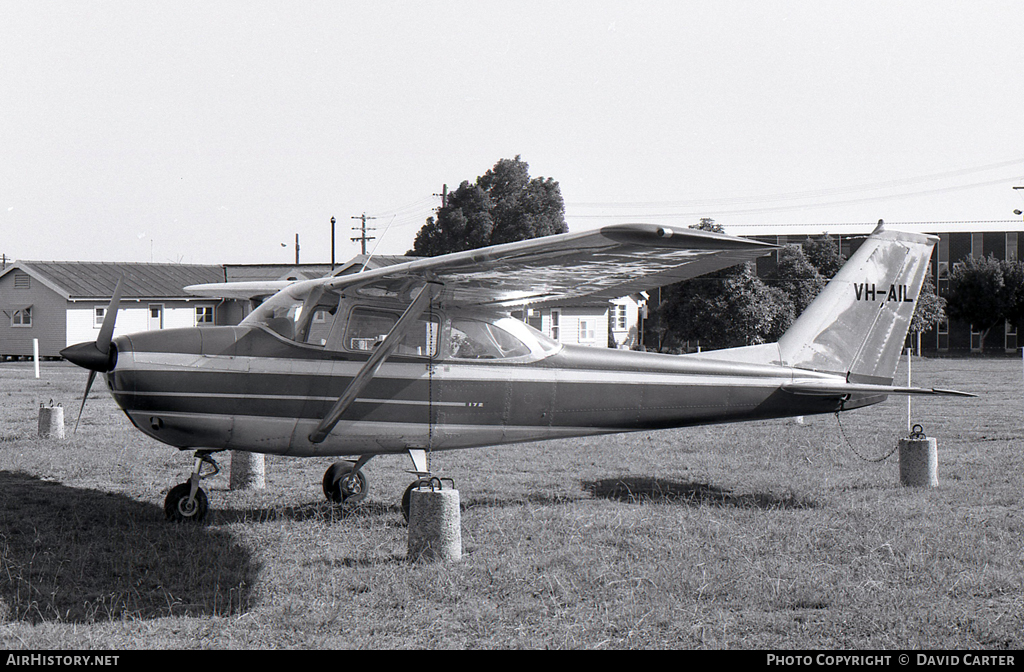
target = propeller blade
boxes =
[62,276,126,433]
[59,276,125,372]
[74,370,97,433]
[96,276,125,354]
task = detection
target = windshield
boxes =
[241,282,340,343]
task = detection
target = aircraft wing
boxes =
[782,380,976,397]
[324,224,778,308]
[185,280,296,300]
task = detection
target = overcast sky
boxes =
[3,1,1023,265]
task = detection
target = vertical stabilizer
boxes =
[777,222,937,384]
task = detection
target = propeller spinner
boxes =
[60,277,124,432]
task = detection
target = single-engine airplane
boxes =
[60,221,971,522]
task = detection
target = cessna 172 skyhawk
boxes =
[60,222,971,522]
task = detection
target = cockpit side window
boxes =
[449,318,531,359]
[343,307,439,357]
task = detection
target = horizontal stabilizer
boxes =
[782,380,976,397]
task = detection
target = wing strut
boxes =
[308,281,443,444]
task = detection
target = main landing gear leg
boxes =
[323,454,373,506]
[164,451,220,523]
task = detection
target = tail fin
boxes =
[777,222,937,384]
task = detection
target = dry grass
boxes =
[0,357,1021,649]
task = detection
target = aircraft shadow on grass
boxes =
[584,476,817,510]
[0,472,258,624]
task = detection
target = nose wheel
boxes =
[165,482,209,522]
[165,451,220,523]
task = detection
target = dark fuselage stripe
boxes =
[110,352,842,431]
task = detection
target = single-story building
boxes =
[0,261,228,359]
[1,254,647,359]
[511,295,645,349]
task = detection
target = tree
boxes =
[946,254,1024,349]
[800,234,846,279]
[656,263,793,351]
[646,217,798,351]
[764,244,826,315]
[909,274,946,349]
[691,217,724,233]
[410,156,567,256]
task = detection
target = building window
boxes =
[579,318,596,342]
[610,304,627,330]
[512,307,543,331]
[936,261,949,296]
[1007,233,1018,262]
[549,309,560,341]
[971,233,984,258]
[971,325,983,352]
[94,307,106,328]
[11,307,32,327]
[196,305,214,326]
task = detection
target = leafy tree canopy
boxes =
[946,255,1024,341]
[410,156,568,256]
[656,263,793,351]
[646,218,797,351]
[800,234,846,278]
[764,245,826,316]
[691,217,724,233]
[910,274,946,336]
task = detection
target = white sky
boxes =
[3,1,1023,265]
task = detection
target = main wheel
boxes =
[164,482,209,523]
[401,481,421,523]
[323,461,368,505]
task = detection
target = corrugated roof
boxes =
[224,264,334,283]
[15,262,225,299]
[332,255,420,276]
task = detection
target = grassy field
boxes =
[0,357,1021,649]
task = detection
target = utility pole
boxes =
[330,216,336,270]
[351,213,377,255]
[295,233,300,264]
[434,184,448,208]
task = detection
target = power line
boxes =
[567,175,1023,220]
[568,157,1024,210]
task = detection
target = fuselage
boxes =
[106,321,861,458]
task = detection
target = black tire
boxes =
[401,481,419,523]
[322,461,368,505]
[164,482,209,523]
